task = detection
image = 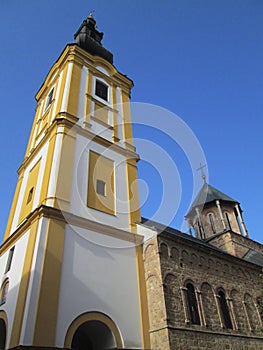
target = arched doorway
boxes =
[0,318,6,350]
[71,320,116,350]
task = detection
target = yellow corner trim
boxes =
[9,219,39,348]
[33,219,65,346]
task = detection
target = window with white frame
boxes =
[44,88,54,112]
[95,80,108,101]
[4,246,15,274]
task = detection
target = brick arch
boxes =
[231,289,245,331]
[164,273,183,325]
[199,255,206,267]
[170,246,179,261]
[223,263,229,274]
[146,274,165,329]
[237,267,246,278]
[190,253,198,266]
[143,243,155,260]
[216,287,233,329]
[201,282,220,330]
[163,272,177,282]
[183,278,196,287]
[183,279,201,325]
[244,292,261,331]
[145,270,161,283]
[207,258,215,270]
[159,242,169,257]
[181,250,189,264]
[216,261,222,273]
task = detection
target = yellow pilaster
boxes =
[126,158,141,230]
[18,160,41,224]
[33,218,65,346]
[9,219,39,348]
[39,129,57,206]
[66,61,82,117]
[122,91,133,143]
[4,170,25,241]
[84,69,93,127]
[136,245,151,349]
[54,126,76,211]
[126,157,151,348]
[112,84,119,142]
[25,111,39,158]
[55,65,68,115]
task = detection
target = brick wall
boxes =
[143,231,263,350]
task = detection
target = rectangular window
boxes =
[26,187,34,204]
[5,247,15,273]
[95,80,108,101]
[96,180,106,196]
[44,88,54,111]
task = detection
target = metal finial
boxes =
[88,10,95,19]
[197,163,207,183]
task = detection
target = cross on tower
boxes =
[197,163,207,183]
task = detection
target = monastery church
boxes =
[0,14,263,350]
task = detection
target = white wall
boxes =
[0,230,29,348]
[55,224,143,348]
[20,217,49,345]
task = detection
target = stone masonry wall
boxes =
[209,231,263,258]
[143,231,263,350]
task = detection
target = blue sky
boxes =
[0,0,262,243]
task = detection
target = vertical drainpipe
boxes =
[235,204,248,237]
[216,200,226,231]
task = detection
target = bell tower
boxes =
[0,14,150,350]
[185,181,263,259]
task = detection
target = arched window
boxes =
[196,221,205,239]
[186,283,200,325]
[218,290,233,329]
[0,280,9,306]
[224,212,232,230]
[208,213,216,233]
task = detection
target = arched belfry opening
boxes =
[0,318,6,350]
[185,182,248,240]
[71,320,117,350]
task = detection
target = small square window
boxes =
[5,247,15,274]
[44,88,54,111]
[26,187,34,205]
[95,80,108,101]
[96,180,106,196]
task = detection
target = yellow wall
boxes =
[87,151,115,215]
[94,102,109,124]
[19,160,41,223]
[33,219,65,346]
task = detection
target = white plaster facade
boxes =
[0,230,29,348]
[55,224,143,348]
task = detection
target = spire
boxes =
[186,182,237,218]
[74,13,113,64]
